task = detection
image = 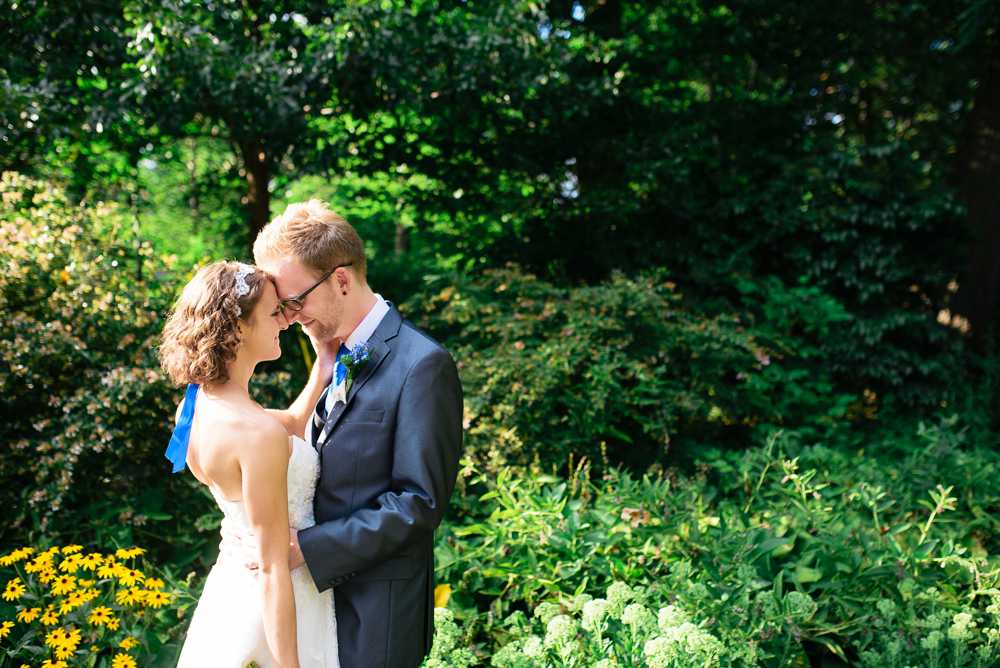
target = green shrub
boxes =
[434,416,1000,666]
[0,172,293,570]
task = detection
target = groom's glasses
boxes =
[278,262,353,312]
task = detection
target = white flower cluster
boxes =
[622,603,656,634]
[581,598,612,633]
[643,621,722,668]
[426,608,476,668]
[490,638,539,668]
[948,612,976,644]
[544,615,581,657]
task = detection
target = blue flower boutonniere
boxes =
[342,341,374,394]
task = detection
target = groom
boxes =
[253,200,463,668]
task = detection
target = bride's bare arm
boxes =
[241,420,300,668]
[266,335,339,438]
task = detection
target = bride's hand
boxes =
[311,335,342,380]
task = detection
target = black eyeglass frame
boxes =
[278,262,354,312]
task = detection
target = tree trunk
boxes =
[241,143,270,240]
[951,37,1000,355]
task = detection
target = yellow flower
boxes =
[78,579,96,587]
[115,547,146,560]
[16,606,41,623]
[54,645,74,660]
[61,545,83,555]
[41,661,68,668]
[117,569,145,587]
[88,605,114,627]
[0,547,33,566]
[40,606,59,625]
[58,555,83,573]
[91,645,99,651]
[45,628,67,649]
[38,567,58,584]
[50,575,77,596]
[97,558,118,579]
[0,621,14,639]
[3,577,27,601]
[79,553,103,570]
[145,590,170,608]
[106,616,121,631]
[119,637,139,651]
[111,652,137,668]
[144,577,165,590]
[81,587,100,602]
[115,588,137,606]
[58,591,86,614]
[64,627,82,650]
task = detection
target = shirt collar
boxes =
[344,293,389,350]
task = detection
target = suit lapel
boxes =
[317,305,403,446]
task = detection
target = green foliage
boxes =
[434,415,1000,666]
[405,266,770,471]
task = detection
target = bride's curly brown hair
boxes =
[159,261,272,386]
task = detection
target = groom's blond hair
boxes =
[253,199,367,282]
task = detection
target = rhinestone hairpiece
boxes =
[233,263,255,316]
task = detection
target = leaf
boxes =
[756,537,791,553]
[814,636,849,663]
[793,566,823,584]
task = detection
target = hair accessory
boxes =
[233,263,255,316]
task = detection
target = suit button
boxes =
[328,579,336,586]
[350,572,357,577]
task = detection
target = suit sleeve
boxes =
[297,346,463,590]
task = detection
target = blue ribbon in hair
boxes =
[165,384,199,473]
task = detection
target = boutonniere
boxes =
[342,341,374,395]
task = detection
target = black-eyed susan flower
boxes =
[115,547,145,560]
[40,660,68,668]
[88,605,114,627]
[3,577,26,601]
[111,652,137,668]
[144,577,165,590]
[81,587,100,602]
[50,575,77,596]
[96,557,118,578]
[0,621,14,639]
[61,545,82,555]
[16,606,41,623]
[78,579,96,588]
[58,555,83,573]
[64,627,81,649]
[54,645,74,660]
[58,591,86,615]
[79,553,103,570]
[106,616,121,631]
[0,547,33,566]
[44,628,68,649]
[119,637,139,651]
[38,567,58,584]
[145,590,171,608]
[117,569,144,587]
[40,606,59,625]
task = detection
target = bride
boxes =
[159,260,340,668]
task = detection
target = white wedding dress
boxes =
[177,436,340,668]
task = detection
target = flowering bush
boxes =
[480,582,726,668]
[0,172,298,570]
[0,544,182,667]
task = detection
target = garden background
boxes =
[4,0,1000,666]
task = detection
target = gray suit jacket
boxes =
[299,304,463,668]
